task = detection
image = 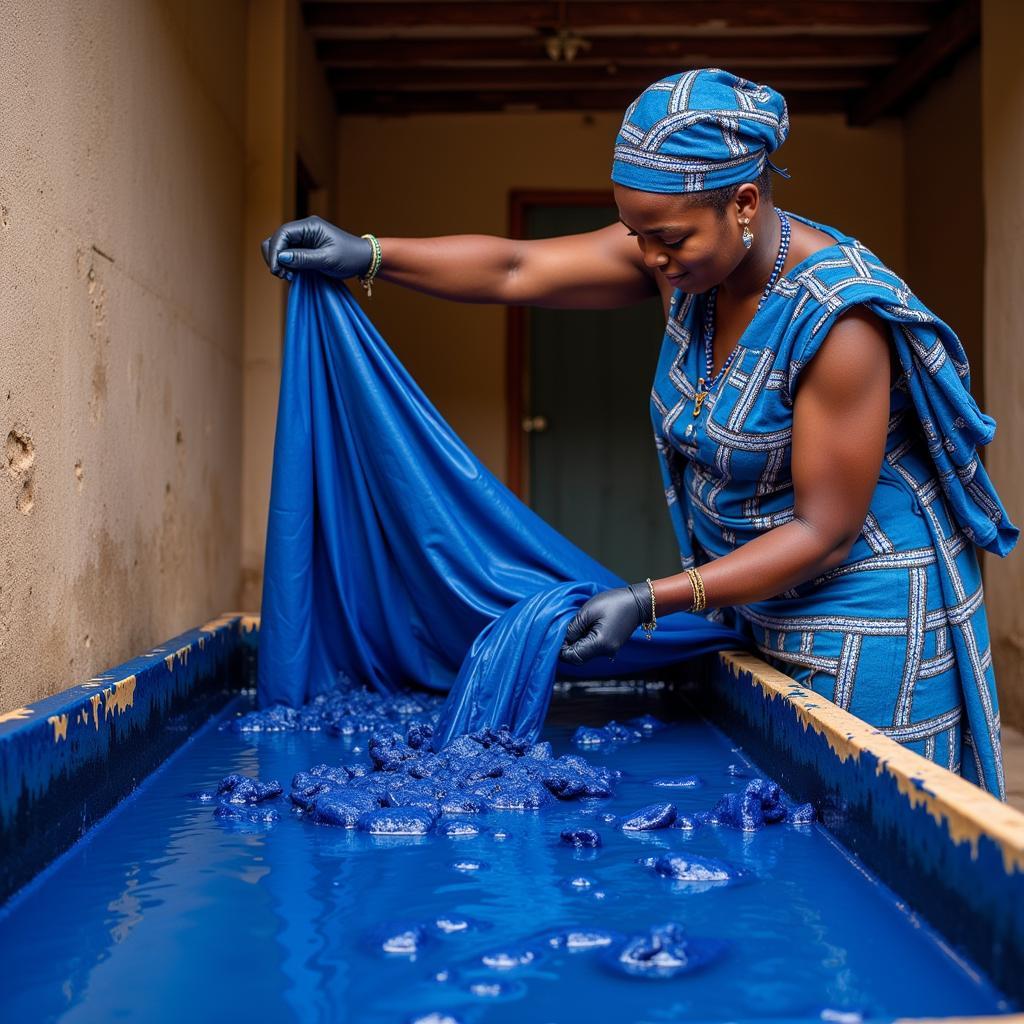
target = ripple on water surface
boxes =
[0,683,1012,1023]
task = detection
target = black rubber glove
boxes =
[559,583,653,665]
[261,216,374,280]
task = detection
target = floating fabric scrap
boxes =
[439,923,719,997]
[287,721,619,832]
[479,947,539,971]
[605,922,728,979]
[377,923,430,956]
[541,928,622,952]
[371,916,488,959]
[540,754,615,799]
[434,915,485,935]
[214,773,283,803]
[440,794,490,815]
[213,802,280,825]
[674,778,815,831]
[358,808,434,835]
[572,714,668,747]
[485,781,550,810]
[618,802,677,831]
[439,819,482,838]
[308,788,378,828]
[560,828,603,848]
[224,686,441,735]
[638,854,746,890]
[196,773,286,826]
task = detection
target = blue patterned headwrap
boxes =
[611,68,790,194]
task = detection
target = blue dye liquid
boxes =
[0,683,1011,1023]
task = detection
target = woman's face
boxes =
[613,183,744,294]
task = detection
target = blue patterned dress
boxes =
[650,214,1017,799]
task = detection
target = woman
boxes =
[263,69,1016,798]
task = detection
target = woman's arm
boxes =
[652,306,892,613]
[263,216,658,309]
[376,224,658,308]
[561,307,892,663]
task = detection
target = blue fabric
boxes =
[611,68,789,194]
[651,214,1017,798]
[258,275,741,742]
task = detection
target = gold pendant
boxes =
[692,377,707,418]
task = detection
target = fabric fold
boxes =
[258,275,740,738]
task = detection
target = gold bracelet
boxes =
[359,233,383,296]
[641,577,657,640]
[685,567,707,613]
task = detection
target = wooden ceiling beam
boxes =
[327,65,870,91]
[316,34,907,66]
[850,0,979,124]
[305,2,938,33]
[334,87,851,116]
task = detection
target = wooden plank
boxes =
[850,0,979,124]
[333,87,852,115]
[327,64,871,91]
[305,2,938,33]
[316,34,907,66]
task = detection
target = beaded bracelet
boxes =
[360,233,383,296]
[641,578,657,640]
[685,567,707,613]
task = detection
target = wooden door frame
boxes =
[505,189,615,498]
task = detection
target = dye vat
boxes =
[1,617,1022,1023]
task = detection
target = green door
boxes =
[526,203,681,582]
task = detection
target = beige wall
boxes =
[295,17,338,217]
[240,0,294,613]
[774,115,907,272]
[239,0,337,611]
[983,0,1024,729]
[336,111,624,483]
[335,111,907,483]
[0,0,344,707]
[0,0,248,711]
[905,47,984,400]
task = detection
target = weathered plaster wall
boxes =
[0,0,247,711]
[982,0,1024,729]
[904,47,984,403]
[334,110,907,482]
[773,115,907,273]
[239,0,338,612]
[240,0,295,615]
[295,15,338,215]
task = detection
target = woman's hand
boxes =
[261,216,373,280]
[559,584,652,664]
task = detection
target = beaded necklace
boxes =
[692,209,791,419]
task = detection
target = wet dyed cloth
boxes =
[258,275,740,742]
[651,214,1017,798]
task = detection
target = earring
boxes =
[740,217,753,249]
